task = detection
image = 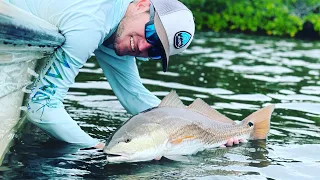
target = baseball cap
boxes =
[150,0,195,72]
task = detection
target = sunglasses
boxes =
[144,4,164,60]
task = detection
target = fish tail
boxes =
[241,105,275,140]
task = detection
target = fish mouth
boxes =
[106,153,123,157]
[104,150,130,163]
[104,150,127,158]
[106,154,130,163]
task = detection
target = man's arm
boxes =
[27,16,104,147]
[94,46,161,115]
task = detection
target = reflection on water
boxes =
[1,32,320,179]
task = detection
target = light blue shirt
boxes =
[8,0,161,115]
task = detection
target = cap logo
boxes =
[174,31,191,49]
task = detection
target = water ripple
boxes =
[2,32,320,180]
[276,102,320,115]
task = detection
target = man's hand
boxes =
[221,137,247,147]
[95,142,105,149]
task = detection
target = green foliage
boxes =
[181,0,320,37]
[305,14,320,32]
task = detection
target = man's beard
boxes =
[113,22,125,56]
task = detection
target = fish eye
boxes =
[124,139,131,143]
[248,122,254,127]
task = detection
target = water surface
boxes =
[1,32,320,179]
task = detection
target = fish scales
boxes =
[170,123,251,146]
[143,107,251,145]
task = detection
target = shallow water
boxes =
[1,32,320,179]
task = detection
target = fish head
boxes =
[104,122,168,163]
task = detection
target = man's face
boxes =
[113,0,152,58]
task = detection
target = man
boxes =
[7,0,240,149]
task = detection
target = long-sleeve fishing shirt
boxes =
[6,0,161,147]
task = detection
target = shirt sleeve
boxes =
[36,15,105,101]
[59,14,104,69]
[26,15,104,147]
[94,46,161,115]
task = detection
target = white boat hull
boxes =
[0,1,65,165]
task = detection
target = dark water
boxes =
[1,32,320,179]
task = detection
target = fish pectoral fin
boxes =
[164,155,190,162]
[170,135,195,145]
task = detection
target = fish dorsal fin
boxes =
[188,98,235,124]
[158,90,185,108]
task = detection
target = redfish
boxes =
[104,91,274,163]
